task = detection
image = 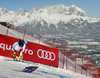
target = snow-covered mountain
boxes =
[0,4,100,39]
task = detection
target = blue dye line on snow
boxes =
[37,70,71,78]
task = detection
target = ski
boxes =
[13,56,24,62]
[0,45,15,56]
[4,58,25,62]
[14,59,24,62]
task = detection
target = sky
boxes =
[0,0,100,18]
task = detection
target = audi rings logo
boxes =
[37,49,56,61]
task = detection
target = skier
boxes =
[12,40,28,60]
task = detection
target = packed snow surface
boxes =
[0,56,91,78]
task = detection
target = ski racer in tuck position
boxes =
[12,40,28,60]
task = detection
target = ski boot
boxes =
[15,54,23,61]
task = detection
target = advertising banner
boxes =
[0,34,59,67]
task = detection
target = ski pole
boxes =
[0,45,15,56]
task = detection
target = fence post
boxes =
[66,45,68,70]
[89,62,92,76]
[94,64,95,78]
[98,69,99,78]
[53,39,55,47]
[86,56,89,76]
[23,29,26,39]
[90,61,93,77]
[38,35,41,44]
[75,51,77,73]
[6,27,9,35]
[62,45,66,69]
[81,54,84,74]
[56,41,58,48]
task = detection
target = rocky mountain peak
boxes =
[67,5,87,16]
[0,8,9,14]
[15,8,26,16]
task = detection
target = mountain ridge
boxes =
[0,4,100,40]
[1,4,99,25]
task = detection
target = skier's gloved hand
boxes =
[13,52,16,57]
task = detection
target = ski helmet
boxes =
[18,40,24,47]
[24,40,28,44]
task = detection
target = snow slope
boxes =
[0,24,91,78]
[0,56,91,78]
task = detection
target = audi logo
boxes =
[37,49,56,61]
